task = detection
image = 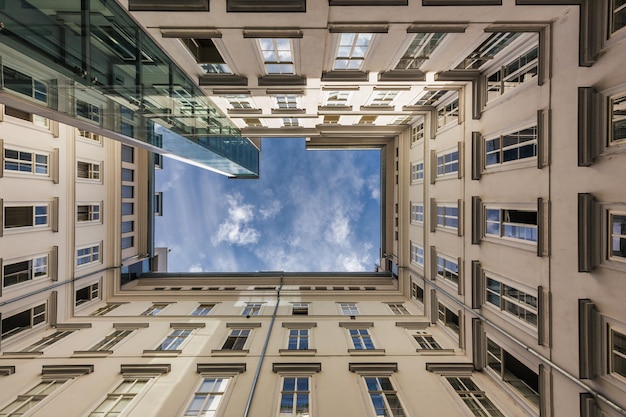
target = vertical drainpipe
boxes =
[242,273,284,417]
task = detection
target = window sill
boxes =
[410,180,424,186]
[279,349,317,356]
[482,158,537,175]
[211,349,249,356]
[142,349,182,357]
[435,121,460,136]
[434,174,460,182]
[482,236,537,253]
[484,78,539,110]
[348,349,386,356]
[416,348,455,355]
[2,351,43,358]
[2,172,52,181]
[73,350,112,357]
[435,226,459,236]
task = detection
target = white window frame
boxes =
[436,149,459,177]
[436,96,459,129]
[275,94,299,109]
[362,375,408,417]
[608,210,626,262]
[610,0,626,35]
[221,329,251,350]
[368,90,399,106]
[411,203,424,224]
[257,38,296,75]
[484,126,538,168]
[395,32,447,70]
[287,328,310,350]
[411,161,424,183]
[339,302,359,316]
[3,146,49,177]
[349,328,376,350]
[485,274,538,328]
[88,329,135,351]
[242,303,263,316]
[90,303,121,316]
[436,254,459,287]
[3,203,50,230]
[413,331,443,350]
[141,303,169,316]
[224,94,255,110]
[155,328,194,351]
[277,375,312,417]
[446,376,506,417]
[485,206,538,244]
[183,376,231,417]
[192,303,216,316]
[2,65,48,104]
[436,204,459,231]
[75,282,100,307]
[76,243,101,267]
[438,302,460,338]
[334,33,374,71]
[324,90,352,106]
[411,121,425,145]
[486,45,539,101]
[0,379,69,416]
[76,203,101,223]
[76,160,101,181]
[76,128,103,144]
[1,301,47,340]
[282,117,300,127]
[20,329,74,353]
[387,303,410,315]
[2,253,49,288]
[291,303,309,315]
[410,242,424,267]
[609,326,626,381]
[86,377,152,417]
[76,99,102,124]
[610,92,626,145]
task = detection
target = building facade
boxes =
[0,1,625,417]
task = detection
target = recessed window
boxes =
[2,66,47,103]
[415,90,446,106]
[437,99,459,128]
[76,129,102,143]
[387,303,409,315]
[121,168,134,182]
[141,303,168,316]
[242,303,262,316]
[180,38,230,74]
[122,203,134,216]
[446,377,505,417]
[77,161,101,180]
[487,46,538,100]
[20,330,74,353]
[258,38,294,74]
[363,377,406,417]
[325,91,351,106]
[3,255,48,287]
[437,205,459,230]
[0,380,66,415]
[222,329,250,350]
[485,208,538,243]
[411,203,424,224]
[275,94,299,109]
[438,303,460,336]
[156,328,193,351]
[86,378,150,416]
[323,115,341,124]
[411,161,424,183]
[368,90,399,106]
[410,242,424,267]
[334,33,373,70]
[610,328,626,378]
[76,99,101,123]
[279,377,310,416]
[89,329,134,351]
[411,281,424,303]
[121,145,134,163]
[339,302,359,315]
[414,331,443,350]
[485,127,538,167]
[183,378,230,416]
[121,221,134,233]
[225,94,255,110]
[436,255,459,286]
[76,244,100,266]
[396,32,446,70]
[4,148,49,175]
[437,150,459,176]
[456,32,520,70]
[4,205,48,229]
[611,0,626,34]
[357,115,377,125]
[610,93,626,144]
[77,204,100,222]
[76,283,100,306]
[292,303,309,315]
[1,303,47,339]
[193,303,216,316]
[282,118,299,127]
[244,118,263,127]
[349,328,376,350]
[91,304,120,316]
[486,277,538,327]
[287,329,309,350]
[412,122,424,144]
[121,236,134,249]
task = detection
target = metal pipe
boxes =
[412,273,626,417]
[242,273,283,417]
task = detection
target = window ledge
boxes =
[482,236,537,253]
[484,78,539,110]
[211,349,249,356]
[435,122,461,136]
[435,226,460,236]
[279,349,317,356]
[482,159,537,175]
[2,351,43,358]
[348,349,386,356]
[416,348,456,355]
[142,349,182,357]
[72,350,112,357]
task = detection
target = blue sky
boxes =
[155,138,381,273]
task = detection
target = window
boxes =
[121,236,134,249]
[221,329,250,350]
[411,161,424,183]
[76,244,100,266]
[437,99,459,128]
[485,208,538,243]
[438,303,460,336]
[121,220,134,233]
[412,122,424,144]
[412,281,424,303]
[282,118,299,127]
[4,148,48,175]
[414,332,443,350]
[141,303,168,316]
[225,94,255,110]
[76,128,101,143]
[156,328,193,351]
[121,168,134,182]
[292,303,309,315]
[20,330,74,352]
[610,211,626,261]
[485,127,537,167]
[487,47,538,100]
[325,91,351,106]
[410,243,424,267]
[335,33,372,70]
[4,106,49,127]
[364,377,407,417]
[4,205,48,229]
[0,380,66,416]
[437,205,459,230]
[76,283,100,306]
[121,145,134,163]
[388,303,409,315]
[437,150,459,176]
[90,304,120,316]
[76,99,101,123]
[611,0,626,34]
[369,90,398,106]
[275,95,299,109]
[436,255,459,286]
[183,377,230,417]
[447,377,505,417]
[242,303,262,316]
[192,304,215,316]
[349,328,375,350]
[258,38,294,74]
[411,203,424,224]
[340,303,359,315]
[88,329,134,351]
[76,161,100,180]
[396,32,446,70]
[2,66,47,103]
[486,278,537,327]
[415,90,446,106]
[279,376,310,417]
[122,203,134,216]
[357,115,377,124]
[1,303,46,339]
[77,204,100,222]
[610,93,626,144]
[122,185,134,198]
[287,329,309,350]
[3,255,48,287]
[456,32,520,70]
[610,328,626,378]
[487,338,540,408]
[86,378,149,417]
[244,118,263,127]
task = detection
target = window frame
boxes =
[446,376,506,417]
[324,90,352,106]
[87,329,135,352]
[75,282,101,307]
[140,303,169,316]
[436,254,459,287]
[410,242,425,267]
[609,92,626,145]
[486,44,539,101]
[76,243,101,267]
[0,302,47,340]
[610,0,626,36]
[192,303,216,316]
[277,375,312,417]
[2,253,49,288]
[413,331,444,350]
[3,203,50,230]
[333,32,374,71]
[3,146,50,177]
[395,32,447,70]
[76,160,101,182]
[411,203,424,224]
[348,328,376,350]
[286,328,310,351]
[291,303,309,315]
[436,96,459,129]
[484,206,538,244]
[242,303,263,316]
[436,149,460,177]
[183,376,232,417]
[387,303,410,315]
[221,328,251,351]
[485,274,538,329]
[0,379,69,416]
[257,38,296,75]
[362,375,408,417]
[339,302,359,316]
[85,377,152,417]
[155,328,194,351]
[410,161,424,183]
[411,120,425,145]
[436,204,459,231]
[484,126,538,169]
[76,203,101,223]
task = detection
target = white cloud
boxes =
[367,174,380,200]
[188,264,203,272]
[259,200,282,219]
[213,193,260,246]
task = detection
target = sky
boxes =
[155,137,381,273]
